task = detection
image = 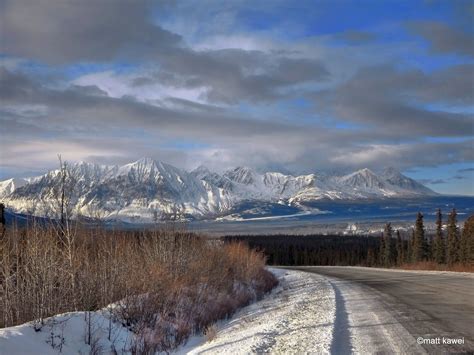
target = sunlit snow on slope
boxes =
[1,159,438,222]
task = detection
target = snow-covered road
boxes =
[179,268,427,354]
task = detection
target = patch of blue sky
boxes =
[405,162,474,195]
[422,103,474,115]
[424,137,472,144]
[237,0,452,37]
[7,57,53,77]
[400,49,473,73]
[63,62,140,80]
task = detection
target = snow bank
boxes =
[177,268,336,354]
[0,310,134,355]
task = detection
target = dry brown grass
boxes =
[397,261,474,273]
[204,324,218,342]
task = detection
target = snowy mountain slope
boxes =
[338,168,386,189]
[381,167,434,195]
[0,159,437,221]
[4,158,233,221]
[0,178,29,197]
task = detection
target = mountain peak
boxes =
[224,166,257,185]
[191,165,211,176]
[381,166,401,177]
[132,157,158,167]
[0,178,28,197]
[340,168,385,189]
[1,159,439,222]
[357,168,375,175]
[380,168,436,195]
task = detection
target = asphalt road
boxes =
[289,266,474,353]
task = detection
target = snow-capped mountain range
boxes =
[0,158,436,222]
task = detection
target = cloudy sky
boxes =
[0,0,473,194]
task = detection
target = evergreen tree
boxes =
[407,229,414,263]
[396,230,403,266]
[460,215,474,264]
[413,212,427,262]
[446,209,459,265]
[383,223,394,267]
[432,209,445,264]
[379,232,385,266]
[367,248,375,267]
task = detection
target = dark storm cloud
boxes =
[0,68,309,140]
[420,64,474,105]
[407,21,474,57]
[1,0,183,63]
[328,140,473,171]
[313,64,474,138]
[1,0,329,104]
[154,48,329,103]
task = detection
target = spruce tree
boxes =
[460,215,474,264]
[413,212,427,262]
[367,248,375,267]
[379,232,385,266]
[432,209,445,264]
[396,230,403,266]
[407,229,414,263]
[446,209,459,265]
[383,223,394,267]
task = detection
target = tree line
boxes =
[381,209,473,267]
[224,209,474,269]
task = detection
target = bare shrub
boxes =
[0,221,278,352]
[204,324,218,342]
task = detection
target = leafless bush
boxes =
[0,221,277,352]
[204,324,218,342]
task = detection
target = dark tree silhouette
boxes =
[413,212,427,262]
[432,209,445,264]
[460,215,474,264]
[447,209,459,265]
[383,223,395,267]
[396,230,404,266]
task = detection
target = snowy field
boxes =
[0,268,428,354]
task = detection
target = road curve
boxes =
[289,266,474,353]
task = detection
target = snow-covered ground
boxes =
[177,268,335,354]
[178,268,427,354]
[0,309,134,355]
[0,268,428,354]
